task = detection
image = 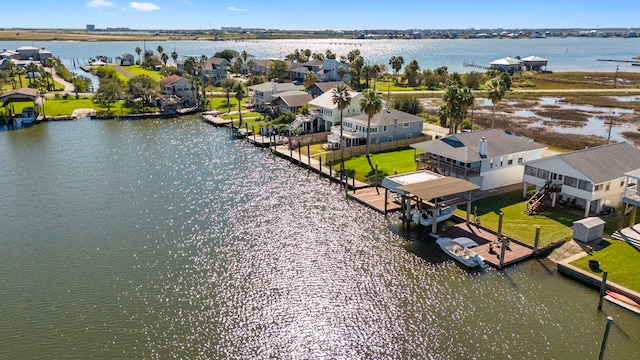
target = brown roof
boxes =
[159,74,184,87]
[398,177,479,201]
[0,87,40,101]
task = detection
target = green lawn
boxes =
[571,240,640,292]
[118,65,163,81]
[457,189,579,247]
[5,97,128,117]
[331,148,422,183]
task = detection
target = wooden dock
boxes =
[202,114,232,126]
[439,222,535,269]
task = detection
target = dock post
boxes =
[319,157,322,176]
[598,271,608,310]
[289,143,293,158]
[466,202,471,225]
[298,146,302,163]
[329,165,332,183]
[384,188,388,215]
[253,126,256,141]
[499,236,507,268]
[497,212,504,238]
[533,226,541,256]
[598,316,613,360]
[344,169,348,197]
[307,144,311,171]
[352,175,355,193]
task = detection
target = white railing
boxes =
[625,185,639,198]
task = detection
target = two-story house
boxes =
[307,88,362,135]
[522,142,640,217]
[247,81,306,111]
[329,108,424,149]
[202,57,230,85]
[412,129,546,191]
[159,74,195,106]
[270,91,312,114]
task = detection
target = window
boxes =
[407,133,412,139]
[403,122,410,128]
[537,169,549,180]
[578,179,592,191]
[383,125,388,132]
[524,165,537,176]
[564,176,578,187]
[518,156,523,164]
[508,159,513,165]
[388,136,393,142]
[605,182,610,191]
[621,180,626,187]
[594,184,602,191]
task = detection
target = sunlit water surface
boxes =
[1,118,639,359]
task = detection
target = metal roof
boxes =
[398,177,479,201]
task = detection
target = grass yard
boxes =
[117,65,163,81]
[457,189,580,247]
[331,148,421,183]
[570,239,640,292]
[7,97,128,117]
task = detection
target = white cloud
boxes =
[228,6,248,12]
[129,2,160,11]
[87,0,115,8]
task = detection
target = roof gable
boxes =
[159,74,186,86]
[555,143,640,183]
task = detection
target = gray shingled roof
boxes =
[274,92,313,108]
[411,129,545,163]
[312,81,347,93]
[529,142,640,184]
[347,108,423,126]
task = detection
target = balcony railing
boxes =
[416,154,480,178]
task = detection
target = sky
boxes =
[2,0,639,31]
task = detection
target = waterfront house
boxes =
[248,81,305,111]
[307,88,362,134]
[490,57,523,74]
[202,57,230,85]
[270,91,312,115]
[250,59,273,76]
[522,142,640,217]
[120,53,135,66]
[617,168,640,241]
[289,64,309,82]
[328,108,424,149]
[521,56,548,71]
[0,49,19,60]
[307,81,347,98]
[159,75,195,106]
[412,129,546,191]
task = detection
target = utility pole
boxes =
[614,65,619,88]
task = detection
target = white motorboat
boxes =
[20,107,36,125]
[436,237,487,268]
[411,203,456,227]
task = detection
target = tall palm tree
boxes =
[241,50,249,74]
[135,46,142,64]
[5,60,17,89]
[389,55,404,84]
[220,78,236,113]
[171,50,178,64]
[233,82,245,126]
[157,45,164,56]
[359,89,383,172]
[26,62,39,88]
[331,84,352,168]
[303,71,317,89]
[485,78,507,129]
[443,84,474,134]
[161,52,169,65]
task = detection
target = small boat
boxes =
[604,290,640,314]
[436,237,487,268]
[411,202,456,227]
[20,107,36,125]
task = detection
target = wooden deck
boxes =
[348,186,401,213]
[439,222,535,269]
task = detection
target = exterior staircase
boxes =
[524,181,561,215]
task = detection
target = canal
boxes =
[1,117,638,358]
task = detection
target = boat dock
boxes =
[202,114,232,126]
[463,61,491,70]
[439,222,535,269]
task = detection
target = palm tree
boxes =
[359,89,383,172]
[157,45,164,56]
[331,84,352,168]
[485,78,507,129]
[5,60,17,89]
[241,50,249,74]
[233,82,245,126]
[303,71,317,89]
[443,84,475,134]
[389,55,404,84]
[220,78,236,113]
[161,52,169,65]
[135,46,142,64]
[171,50,178,64]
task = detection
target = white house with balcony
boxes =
[328,108,424,149]
[307,88,362,134]
[522,142,640,217]
[412,129,546,191]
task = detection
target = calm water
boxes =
[1,37,639,75]
[1,118,639,359]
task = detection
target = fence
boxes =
[322,135,431,164]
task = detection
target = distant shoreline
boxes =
[1,28,639,42]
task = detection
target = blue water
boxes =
[1,37,639,75]
[1,118,639,358]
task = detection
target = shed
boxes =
[573,217,606,243]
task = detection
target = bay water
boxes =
[1,117,639,358]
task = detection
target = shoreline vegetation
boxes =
[1,28,639,42]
